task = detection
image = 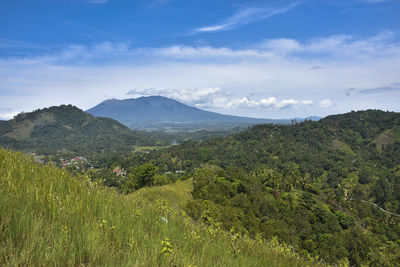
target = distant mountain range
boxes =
[0,105,164,154]
[0,97,321,154]
[86,96,319,131]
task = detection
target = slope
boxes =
[144,109,400,172]
[0,105,165,155]
[0,148,318,266]
[114,109,400,266]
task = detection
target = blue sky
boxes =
[0,0,399,119]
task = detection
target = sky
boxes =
[0,0,399,119]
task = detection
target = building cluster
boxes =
[113,166,126,176]
[60,156,92,169]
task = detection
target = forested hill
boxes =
[114,109,400,266]
[321,109,400,138]
[0,105,165,154]
[86,96,293,130]
[140,109,400,172]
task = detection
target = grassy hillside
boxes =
[0,105,166,155]
[0,148,318,266]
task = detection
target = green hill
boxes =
[0,148,317,266]
[107,109,400,266]
[0,105,165,155]
[130,109,400,174]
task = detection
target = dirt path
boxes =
[361,200,400,217]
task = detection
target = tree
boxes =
[133,163,157,188]
[123,163,157,193]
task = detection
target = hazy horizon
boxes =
[2,95,398,122]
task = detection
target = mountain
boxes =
[86,96,294,130]
[0,105,164,155]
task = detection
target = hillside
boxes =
[86,96,294,131]
[0,149,318,266]
[3,108,399,265]
[0,105,165,155]
[141,110,400,171]
[100,109,400,266]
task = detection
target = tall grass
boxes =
[0,149,321,266]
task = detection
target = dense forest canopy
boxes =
[94,109,400,266]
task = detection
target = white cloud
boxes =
[127,87,315,110]
[260,97,277,107]
[0,31,399,118]
[0,107,16,120]
[301,100,313,105]
[127,87,230,108]
[194,3,299,33]
[225,97,313,110]
[259,38,301,54]
[0,112,18,120]
[18,31,396,64]
[152,45,274,60]
[258,31,399,59]
[226,97,260,108]
[275,99,299,108]
[319,99,332,108]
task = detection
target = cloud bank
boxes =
[0,31,399,118]
[126,87,316,110]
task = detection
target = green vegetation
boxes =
[0,105,261,157]
[186,165,400,266]
[0,105,167,155]
[123,163,158,193]
[97,109,400,266]
[0,149,318,266]
[2,108,400,266]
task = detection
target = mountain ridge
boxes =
[86,96,304,130]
